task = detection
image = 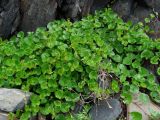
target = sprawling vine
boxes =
[0,8,159,120]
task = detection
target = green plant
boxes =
[0,8,160,120]
[130,112,142,120]
[72,105,91,120]
[149,109,160,120]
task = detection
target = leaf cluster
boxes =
[0,8,160,120]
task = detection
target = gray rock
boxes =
[19,0,57,32]
[148,18,160,39]
[0,112,8,120]
[0,0,20,38]
[80,0,94,17]
[133,6,152,22]
[90,99,122,120]
[38,114,46,120]
[30,116,37,120]
[129,6,160,39]
[128,93,160,120]
[60,0,94,20]
[144,0,160,13]
[143,0,154,7]
[0,88,31,112]
[128,6,152,24]
[90,0,110,13]
[112,0,134,21]
[73,101,84,114]
[61,0,81,19]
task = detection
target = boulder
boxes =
[133,6,152,22]
[90,99,122,120]
[127,93,160,120]
[148,18,160,39]
[0,0,20,38]
[81,0,94,17]
[38,114,46,120]
[144,0,160,13]
[90,0,110,13]
[0,88,31,112]
[128,6,152,24]
[0,112,8,120]
[59,0,94,20]
[19,0,57,32]
[73,101,84,114]
[60,0,82,20]
[112,0,134,21]
[129,6,160,39]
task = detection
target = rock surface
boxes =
[0,88,31,112]
[90,0,110,13]
[90,99,122,120]
[59,0,94,20]
[129,6,160,39]
[127,93,160,120]
[0,112,8,120]
[0,0,160,39]
[144,0,160,13]
[112,0,134,21]
[132,6,152,22]
[148,18,160,39]
[19,0,57,33]
[0,0,20,38]
[38,114,46,120]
